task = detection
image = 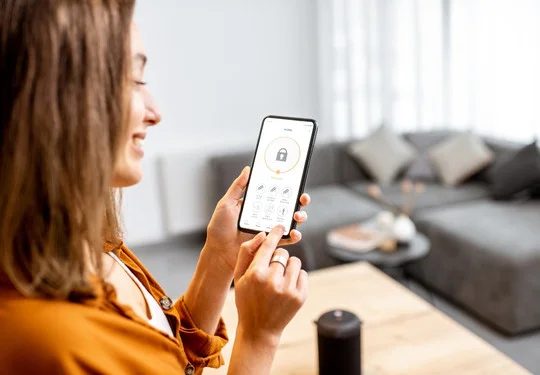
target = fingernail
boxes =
[276,225,285,233]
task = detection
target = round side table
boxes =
[328,232,430,268]
[327,230,431,281]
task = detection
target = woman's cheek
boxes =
[130,91,146,126]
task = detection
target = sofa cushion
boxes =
[336,142,370,184]
[429,133,494,186]
[303,142,342,188]
[531,184,540,198]
[407,200,540,334]
[404,156,439,183]
[348,126,417,185]
[300,185,381,269]
[490,141,540,200]
[404,130,457,153]
[404,130,455,182]
[348,182,490,214]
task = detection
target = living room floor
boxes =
[133,238,539,374]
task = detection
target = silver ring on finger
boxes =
[270,255,288,269]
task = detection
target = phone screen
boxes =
[239,116,317,236]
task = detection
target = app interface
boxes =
[240,117,315,235]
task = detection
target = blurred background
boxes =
[126,0,540,249]
[127,4,540,371]
[127,0,319,247]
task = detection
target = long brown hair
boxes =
[0,0,134,299]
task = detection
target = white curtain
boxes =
[321,0,540,143]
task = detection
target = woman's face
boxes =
[112,25,161,187]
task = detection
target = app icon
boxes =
[265,203,275,215]
[276,148,288,162]
[269,185,280,197]
[252,201,262,212]
[282,187,292,199]
[256,183,266,194]
[277,205,288,217]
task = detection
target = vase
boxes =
[376,211,395,233]
[392,214,416,244]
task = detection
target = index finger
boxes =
[251,225,285,267]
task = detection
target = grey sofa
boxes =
[209,131,540,335]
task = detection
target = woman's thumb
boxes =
[224,166,250,203]
[234,232,266,281]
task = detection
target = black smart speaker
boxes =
[316,309,362,375]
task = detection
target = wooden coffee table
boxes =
[206,262,531,375]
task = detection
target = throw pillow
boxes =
[490,141,540,200]
[475,137,523,184]
[429,133,494,186]
[348,126,417,185]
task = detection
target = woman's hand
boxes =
[205,166,311,273]
[233,226,308,345]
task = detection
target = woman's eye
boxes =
[134,80,147,86]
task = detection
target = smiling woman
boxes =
[0,1,311,374]
[112,26,162,188]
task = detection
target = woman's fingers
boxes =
[223,166,250,203]
[284,257,302,289]
[296,269,309,297]
[233,226,309,342]
[277,229,302,247]
[234,231,266,281]
[268,248,289,277]
[250,225,285,269]
[294,211,308,224]
[299,193,311,207]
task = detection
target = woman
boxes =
[0,1,311,374]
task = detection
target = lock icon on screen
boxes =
[276,148,288,162]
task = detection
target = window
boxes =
[322,0,540,142]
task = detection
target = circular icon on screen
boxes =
[277,205,288,217]
[265,203,275,215]
[252,201,262,212]
[264,137,301,175]
[282,186,292,199]
[268,185,279,197]
[255,183,266,194]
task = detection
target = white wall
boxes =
[124,0,324,246]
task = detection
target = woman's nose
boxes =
[145,92,162,126]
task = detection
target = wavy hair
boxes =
[0,0,134,299]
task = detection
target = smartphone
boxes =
[238,115,318,238]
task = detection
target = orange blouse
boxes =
[0,243,229,375]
